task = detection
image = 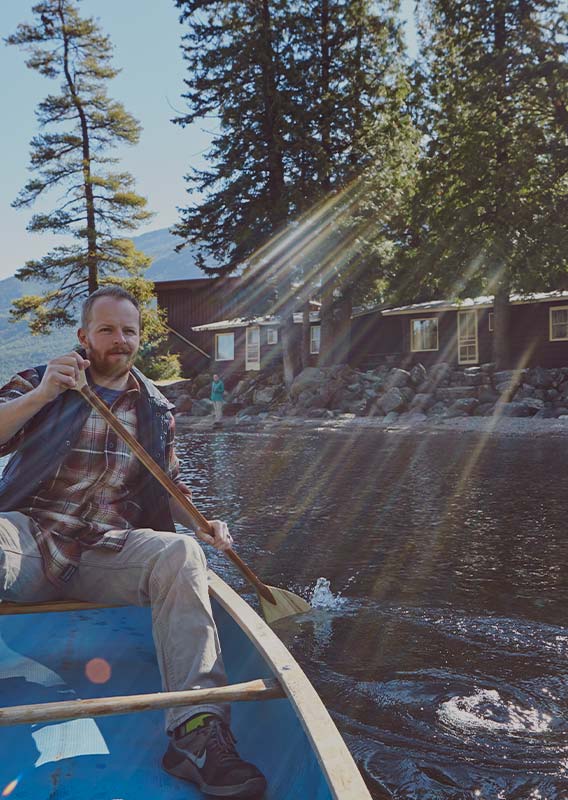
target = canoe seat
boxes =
[0,599,120,615]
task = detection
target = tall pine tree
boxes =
[7,0,153,333]
[174,0,416,378]
[397,0,568,368]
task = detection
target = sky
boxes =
[0,0,418,282]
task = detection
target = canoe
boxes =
[0,570,371,799]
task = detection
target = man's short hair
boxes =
[81,286,141,329]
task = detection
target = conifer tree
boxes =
[174,0,417,377]
[397,0,568,368]
[7,0,153,334]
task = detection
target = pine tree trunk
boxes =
[58,0,98,294]
[260,0,286,225]
[334,288,353,365]
[493,279,511,369]
[281,313,300,388]
[319,284,334,367]
[301,302,311,369]
[319,0,332,192]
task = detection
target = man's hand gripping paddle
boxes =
[73,371,311,624]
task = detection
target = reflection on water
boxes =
[175,427,568,799]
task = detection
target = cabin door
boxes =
[246,326,261,370]
[457,310,478,364]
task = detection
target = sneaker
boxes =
[162,714,267,798]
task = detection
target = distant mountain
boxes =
[136,228,214,282]
[0,227,212,384]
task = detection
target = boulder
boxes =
[380,387,407,414]
[410,392,435,411]
[196,383,212,400]
[190,399,213,417]
[463,372,483,386]
[514,383,536,400]
[436,386,477,401]
[533,407,560,419]
[427,401,448,417]
[519,398,545,415]
[305,408,329,419]
[399,411,427,423]
[192,372,212,391]
[156,378,193,401]
[478,387,499,404]
[290,367,327,399]
[253,386,277,404]
[474,402,496,416]
[528,366,554,389]
[222,402,244,417]
[174,393,193,413]
[429,363,452,385]
[447,398,479,417]
[409,363,427,387]
[399,386,416,404]
[493,402,532,418]
[385,368,411,389]
[236,404,269,417]
[383,411,400,424]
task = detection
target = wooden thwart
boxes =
[0,600,118,616]
[0,678,284,727]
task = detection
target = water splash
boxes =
[438,688,553,735]
[309,577,347,610]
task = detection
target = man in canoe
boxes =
[0,286,266,799]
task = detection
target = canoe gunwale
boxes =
[207,571,371,800]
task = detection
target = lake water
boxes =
[175,426,568,800]
[1,425,566,798]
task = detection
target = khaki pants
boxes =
[0,512,228,732]
[213,400,223,420]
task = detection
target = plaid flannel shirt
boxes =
[0,368,185,586]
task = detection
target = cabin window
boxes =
[488,312,494,332]
[410,318,439,352]
[215,332,235,361]
[310,325,321,354]
[550,307,568,341]
[266,327,278,345]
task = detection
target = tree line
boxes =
[7,0,568,375]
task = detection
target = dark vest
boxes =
[0,364,176,533]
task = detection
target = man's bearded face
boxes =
[78,297,140,380]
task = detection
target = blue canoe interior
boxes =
[0,571,370,800]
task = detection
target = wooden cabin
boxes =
[154,277,241,375]
[192,312,322,382]
[350,292,568,370]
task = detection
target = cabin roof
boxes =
[193,310,321,331]
[382,290,568,316]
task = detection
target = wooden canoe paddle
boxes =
[73,372,311,624]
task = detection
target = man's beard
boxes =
[86,344,136,380]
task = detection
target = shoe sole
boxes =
[162,758,266,798]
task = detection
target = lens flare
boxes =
[2,777,20,797]
[85,657,111,684]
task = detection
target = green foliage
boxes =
[173,0,418,316]
[135,351,182,381]
[393,0,568,304]
[6,0,153,332]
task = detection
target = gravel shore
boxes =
[175,412,568,438]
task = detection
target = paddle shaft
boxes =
[77,384,277,606]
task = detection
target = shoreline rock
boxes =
[156,362,568,435]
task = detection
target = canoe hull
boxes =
[0,573,369,799]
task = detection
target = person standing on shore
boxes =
[211,374,225,422]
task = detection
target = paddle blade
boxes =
[259,586,311,624]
